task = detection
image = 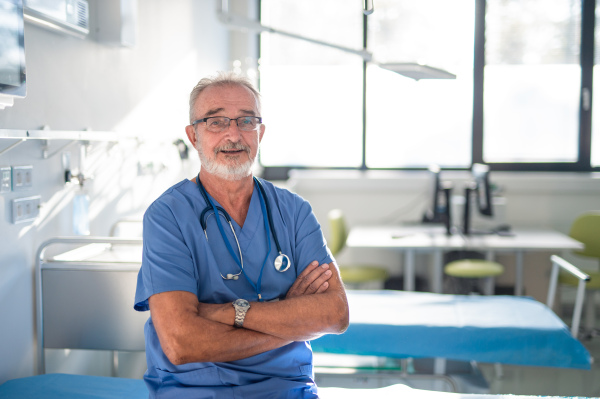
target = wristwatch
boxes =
[232,299,250,328]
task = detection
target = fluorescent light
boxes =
[379,63,456,80]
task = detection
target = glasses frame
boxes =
[191,116,263,133]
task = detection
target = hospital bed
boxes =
[26,237,592,395]
[0,373,594,399]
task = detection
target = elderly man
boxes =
[134,71,349,398]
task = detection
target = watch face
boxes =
[235,299,250,308]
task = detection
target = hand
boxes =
[286,261,332,299]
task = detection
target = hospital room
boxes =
[1,0,600,398]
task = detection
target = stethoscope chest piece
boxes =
[274,253,291,272]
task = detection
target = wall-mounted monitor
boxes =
[0,0,26,99]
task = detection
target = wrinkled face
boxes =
[185,84,265,181]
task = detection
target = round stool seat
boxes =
[444,259,504,278]
[340,266,388,284]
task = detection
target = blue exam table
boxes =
[312,290,591,369]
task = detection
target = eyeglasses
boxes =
[191,116,263,133]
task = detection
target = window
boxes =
[592,1,600,167]
[258,0,599,171]
[366,0,474,168]
[484,0,581,163]
[259,0,364,168]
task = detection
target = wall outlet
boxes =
[0,166,11,193]
[12,196,41,224]
[12,165,33,191]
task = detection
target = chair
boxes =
[328,209,388,289]
[444,258,504,295]
[559,211,600,338]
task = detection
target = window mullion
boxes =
[472,0,486,165]
[579,0,595,169]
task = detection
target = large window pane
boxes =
[259,0,364,168]
[484,0,581,163]
[366,0,474,168]
[592,3,600,167]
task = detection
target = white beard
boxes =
[196,139,256,181]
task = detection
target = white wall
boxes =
[0,0,233,384]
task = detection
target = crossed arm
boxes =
[149,261,349,366]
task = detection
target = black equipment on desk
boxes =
[422,164,453,235]
[462,163,494,235]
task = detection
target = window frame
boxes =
[258,0,599,174]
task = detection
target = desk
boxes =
[346,225,583,294]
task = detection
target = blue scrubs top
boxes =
[134,178,334,399]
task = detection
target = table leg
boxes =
[484,251,495,295]
[515,251,524,296]
[404,250,415,291]
[432,249,443,293]
[433,357,446,375]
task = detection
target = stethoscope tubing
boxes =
[196,175,290,300]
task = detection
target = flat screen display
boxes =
[0,0,26,97]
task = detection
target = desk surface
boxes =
[347,225,583,252]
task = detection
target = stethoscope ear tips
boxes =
[226,274,239,280]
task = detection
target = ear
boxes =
[185,124,198,148]
[258,124,265,143]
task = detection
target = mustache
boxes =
[215,142,251,155]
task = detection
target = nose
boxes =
[222,119,244,140]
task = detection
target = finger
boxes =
[286,261,319,298]
[294,263,331,294]
[305,269,332,294]
[288,261,319,292]
[315,281,329,294]
[296,260,321,279]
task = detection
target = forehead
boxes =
[195,84,259,116]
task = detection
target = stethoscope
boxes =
[196,175,291,301]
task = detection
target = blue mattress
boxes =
[0,373,148,399]
[0,374,592,399]
[311,290,591,369]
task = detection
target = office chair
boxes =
[444,258,504,295]
[559,211,600,338]
[328,209,388,289]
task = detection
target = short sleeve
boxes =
[134,199,198,311]
[292,197,334,274]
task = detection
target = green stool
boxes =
[444,259,504,295]
[328,209,388,289]
[339,266,389,286]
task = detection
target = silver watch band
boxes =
[232,299,250,328]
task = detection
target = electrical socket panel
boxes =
[12,165,33,191]
[12,196,41,224]
[0,166,11,193]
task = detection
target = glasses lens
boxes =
[205,117,229,132]
[237,117,260,131]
